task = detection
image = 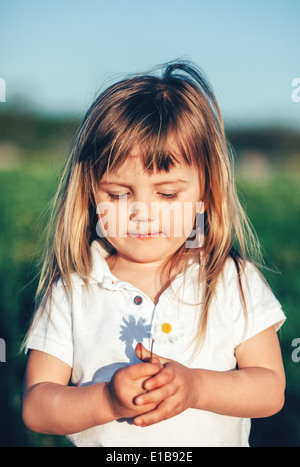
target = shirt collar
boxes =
[58,240,199,292]
[89,241,139,291]
[90,241,200,292]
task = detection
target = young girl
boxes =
[22,61,286,447]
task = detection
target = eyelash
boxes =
[108,192,179,201]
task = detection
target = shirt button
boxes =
[134,295,143,305]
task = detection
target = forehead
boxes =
[101,153,197,184]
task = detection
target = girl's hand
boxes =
[134,343,198,427]
[104,359,162,420]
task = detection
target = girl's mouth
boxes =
[128,232,164,240]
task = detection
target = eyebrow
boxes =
[100,179,189,187]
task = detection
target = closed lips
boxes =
[128,232,162,237]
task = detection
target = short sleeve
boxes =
[231,262,286,348]
[25,282,73,367]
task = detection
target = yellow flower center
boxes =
[161,322,172,334]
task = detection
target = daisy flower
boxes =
[149,311,184,361]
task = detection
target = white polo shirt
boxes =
[26,240,286,447]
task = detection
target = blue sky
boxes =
[1,0,300,127]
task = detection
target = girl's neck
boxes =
[107,253,165,276]
[106,253,179,304]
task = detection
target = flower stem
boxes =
[150,339,154,363]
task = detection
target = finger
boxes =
[134,383,176,406]
[135,343,155,362]
[128,361,161,380]
[133,400,161,415]
[151,357,162,366]
[135,343,168,364]
[134,399,174,427]
[143,366,173,391]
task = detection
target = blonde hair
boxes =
[24,60,261,351]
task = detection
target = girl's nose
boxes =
[129,200,156,223]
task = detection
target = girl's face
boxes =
[95,152,203,264]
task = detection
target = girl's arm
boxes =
[22,350,162,435]
[197,325,286,418]
[133,326,286,427]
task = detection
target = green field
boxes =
[0,163,299,446]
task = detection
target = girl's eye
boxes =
[107,192,179,201]
[108,193,129,200]
[160,193,179,200]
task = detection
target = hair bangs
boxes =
[90,90,201,188]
